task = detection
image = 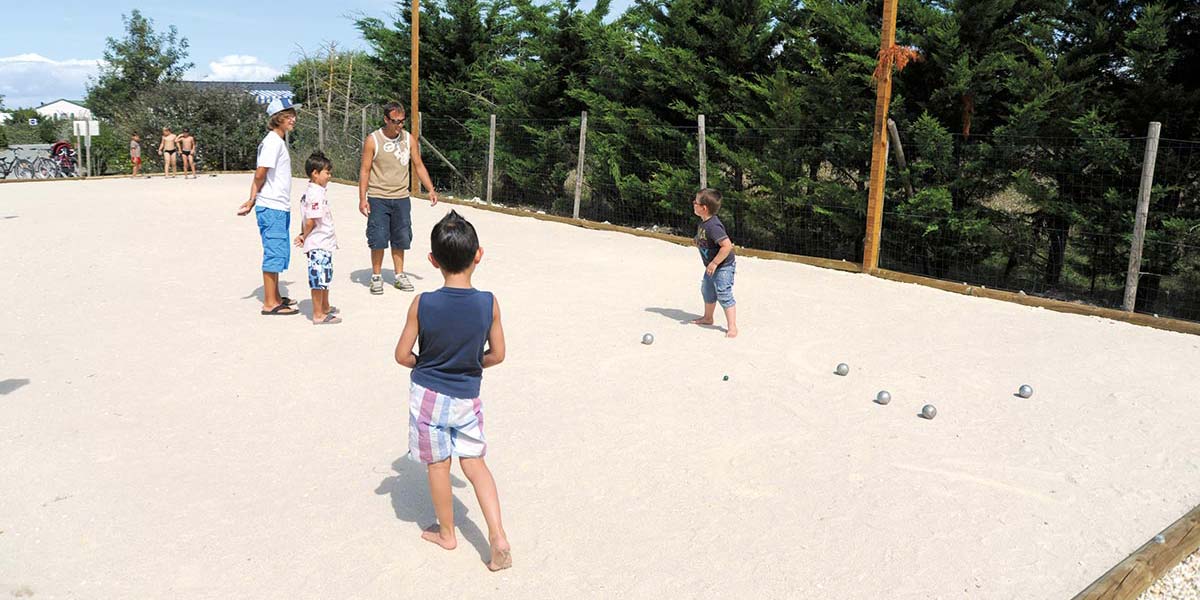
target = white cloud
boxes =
[0,54,103,109]
[201,55,281,82]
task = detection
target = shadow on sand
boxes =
[350,269,426,289]
[374,456,491,563]
[0,378,30,395]
[644,307,724,331]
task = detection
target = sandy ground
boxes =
[1,175,1198,599]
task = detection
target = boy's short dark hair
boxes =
[696,188,722,213]
[382,102,406,120]
[431,210,479,274]
[305,151,333,177]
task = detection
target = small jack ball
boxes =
[875,391,891,405]
[1018,384,1033,398]
[642,333,654,345]
[835,363,850,376]
[723,375,729,381]
[921,404,937,419]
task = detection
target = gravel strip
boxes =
[1139,547,1200,600]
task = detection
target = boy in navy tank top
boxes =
[394,210,511,571]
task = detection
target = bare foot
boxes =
[690,318,714,325]
[725,327,739,338]
[421,526,457,550]
[487,538,512,571]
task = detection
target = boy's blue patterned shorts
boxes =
[307,249,333,290]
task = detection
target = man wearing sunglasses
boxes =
[358,102,439,294]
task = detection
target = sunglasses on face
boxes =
[386,116,406,125]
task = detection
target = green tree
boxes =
[86,10,192,119]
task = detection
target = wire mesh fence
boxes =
[283,104,1200,323]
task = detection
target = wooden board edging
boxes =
[1072,503,1200,600]
[873,269,1200,336]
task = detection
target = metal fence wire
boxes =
[286,107,1200,324]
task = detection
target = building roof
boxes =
[184,81,295,105]
[36,99,89,109]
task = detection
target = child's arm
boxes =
[706,238,735,275]
[482,295,505,368]
[294,217,317,247]
[394,295,422,368]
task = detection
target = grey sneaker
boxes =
[370,274,384,295]
[395,273,415,292]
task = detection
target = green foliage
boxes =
[106,82,264,173]
[86,9,192,120]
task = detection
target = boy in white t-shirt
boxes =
[294,151,341,325]
[237,98,301,316]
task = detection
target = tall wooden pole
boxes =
[862,0,900,272]
[410,0,421,195]
[1123,121,1162,312]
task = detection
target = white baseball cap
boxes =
[266,97,301,117]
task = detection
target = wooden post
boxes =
[318,109,325,152]
[360,106,367,142]
[862,0,900,272]
[887,118,914,197]
[698,114,707,189]
[410,0,421,195]
[486,114,496,205]
[574,111,588,219]
[343,54,353,133]
[1123,121,1162,312]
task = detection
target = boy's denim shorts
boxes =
[365,197,413,250]
[255,206,291,273]
[701,263,736,308]
[307,249,333,290]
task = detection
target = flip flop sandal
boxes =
[261,304,299,316]
[314,314,342,325]
[281,297,297,306]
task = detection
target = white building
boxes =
[35,99,92,120]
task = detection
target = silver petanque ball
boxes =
[836,363,850,376]
[1018,384,1034,399]
[875,391,891,405]
[642,333,654,345]
[1153,534,1166,545]
[921,404,937,419]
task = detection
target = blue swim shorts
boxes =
[365,197,413,250]
[256,206,291,273]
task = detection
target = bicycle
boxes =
[0,156,34,180]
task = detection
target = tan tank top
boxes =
[366,128,412,199]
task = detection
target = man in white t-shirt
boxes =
[236,98,301,316]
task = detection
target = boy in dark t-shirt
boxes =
[691,188,738,337]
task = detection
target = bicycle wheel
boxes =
[13,159,34,179]
[32,158,58,179]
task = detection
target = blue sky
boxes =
[0,0,633,110]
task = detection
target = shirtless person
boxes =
[158,127,178,178]
[178,129,197,179]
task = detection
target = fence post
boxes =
[1123,121,1162,312]
[574,111,588,219]
[361,106,367,142]
[862,0,900,272]
[698,114,707,189]
[318,109,325,152]
[486,114,496,205]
